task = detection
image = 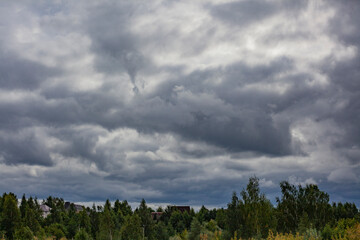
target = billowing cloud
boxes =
[0,0,359,206]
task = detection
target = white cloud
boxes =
[328,168,359,184]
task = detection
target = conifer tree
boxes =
[98,200,116,240]
[189,217,201,240]
[120,214,142,240]
[1,193,21,240]
[137,199,156,240]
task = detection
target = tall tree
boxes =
[189,217,201,240]
[226,191,241,237]
[137,199,155,240]
[65,204,79,239]
[120,200,132,217]
[89,204,100,240]
[19,194,28,219]
[276,181,301,233]
[97,200,116,240]
[1,194,21,240]
[197,206,211,224]
[169,210,186,233]
[78,207,91,234]
[120,214,142,240]
[276,181,331,233]
[74,228,92,240]
[154,221,169,240]
[240,176,276,239]
[24,204,41,234]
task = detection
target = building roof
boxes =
[174,206,190,213]
[65,201,84,212]
[40,204,51,212]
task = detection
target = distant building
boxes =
[39,204,51,218]
[174,206,190,213]
[65,201,84,212]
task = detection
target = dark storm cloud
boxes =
[0,53,60,90]
[104,156,192,183]
[0,130,52,166]
[209,0,309,27]
[320,0,360,161]
[85,1,148,92]
[101,58,300,156]
[210,0,278,27]
[1,0,360,206]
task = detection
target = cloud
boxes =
[328,168,359,184]
[0,0,360,206]
[0,128,53,166]
[209,0,278,27]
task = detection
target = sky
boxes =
[0,0,360,208]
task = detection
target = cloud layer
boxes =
[0,0,359,206]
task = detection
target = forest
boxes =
[0,177,359,240]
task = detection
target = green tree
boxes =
[120,214,142,240]
[97,200,116,240]
[300,184,331,229]
[75,228,92,240]
[154,221,169,240]
[276,181,299,233]
[240,176,276,239]
[215,208,226,229]
[169,211,186,233]
[19,194,28,219]
[137,199,156,240]
[298,212,310,234]
[14,226,34,240]
[119,200,132,217]
[89,204,100,240]
[226,192,241,237]
[113,199,125,230]
[79,207,91,234]
[197,206,210,224]
[47,223,66,240]
[65,203,79,239]
[189,217,201,240]
[45,197,66,226]
[1,193,21,240]
[276,181,331,233]
[183,210,193,230]
[24,204,41,234]
[30,197,43,226]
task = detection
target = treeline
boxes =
[0,177,359,240]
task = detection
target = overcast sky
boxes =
[1,0,360,207]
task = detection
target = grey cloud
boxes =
[224,161,254,172]
[320,0,360,160]
[104,156,192,184]
[209,0,278,27]
[0,130,52,166]
[1,0,360,206]
[85,2,148,92]
[0,52,60,90]
[209,0,309,28]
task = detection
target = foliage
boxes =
[276,181,332,234]
[154,221,170,240]
[136,198,156,240]
[74,228,92,240]
[120,214,142,240]
[189,217,202,240]
[46,223,66,240]
[14,226,34,240]
[97,200,116,240]
[346,223,360,240]
[1,193,20,240]
[0,177,359,240]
